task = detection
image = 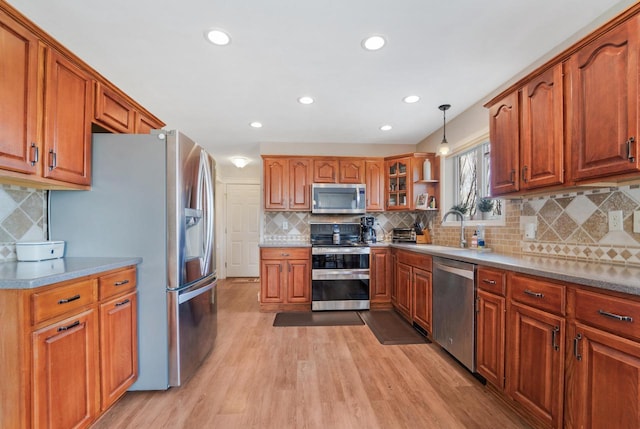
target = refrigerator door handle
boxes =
[200,150,215,276]
[178,281,214,304]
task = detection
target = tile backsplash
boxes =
[263,211,438,243]
[520,185,640,265]
[0,184,48,261]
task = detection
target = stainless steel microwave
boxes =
[311,183,366,214]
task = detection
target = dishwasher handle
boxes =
[434,262,475,280]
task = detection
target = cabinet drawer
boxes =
[477,267,506,296]
[574,288,640,341]
[396,250,432,271]
[510,273,565,315]
[261,247,310,260]
[32,279,97,325]
[99,267,137,300]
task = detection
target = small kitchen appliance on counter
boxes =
[16,240,65,261]
[360,216,376,244]
[392,228,416,243]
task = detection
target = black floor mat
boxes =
[273,311,364,327]
[359,310,430,345]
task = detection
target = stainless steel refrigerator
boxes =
[49,130,217,390]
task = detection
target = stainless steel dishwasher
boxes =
[432,257,477,372]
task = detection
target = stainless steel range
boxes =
[310,223,370,311]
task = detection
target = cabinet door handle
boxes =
[48,149,57,171]
[281,253,290,257]
[58,294,81,304]
[598,309,633,323]
[30,143,39,166]
[57,320,80,332]
[573,333,583,361]
[114,279,130,286]
[551,326,560,351]
[482,279,497,285]
[524,289,544,298]
[510,169,516,184]
[115,299,131,307]
[627,137,636,162]
[521,166,528,183]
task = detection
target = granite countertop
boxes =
[388,243,640,297]
[0,257,142,290]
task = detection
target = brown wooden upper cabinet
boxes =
[94,82,136,133]
[365,159,385,211]
[0,7,39,175]
[94,82,164,134]
[339,159,364,183]
[566,13,640,182]
[488,64,564,197]
[42,47,93,186]
[521,64,564,190]
[313,158,364,183]
[384,153,436,211]
[263,157,312,211]
[0,2,164,189]
[489,92,520,195]
[487,6,640,195]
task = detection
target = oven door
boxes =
[311,269,370,311]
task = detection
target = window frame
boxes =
[439,131,505,228]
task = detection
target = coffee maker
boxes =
[360,216,376,243]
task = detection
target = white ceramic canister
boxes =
[423,159,431,181]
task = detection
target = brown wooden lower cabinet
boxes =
[99,290,138,411]
[0,265,138,429]
[260,247,311,311]
[369,248,391,308]
[507,301,565,429]
[394,262,412,320]
[32,308,99,429]
[411,267,432,333]
[476,289,505,389]
[392,249,432,334]
[565,322,640,429]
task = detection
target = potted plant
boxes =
[478,198,494,219]
[450,203,468,215]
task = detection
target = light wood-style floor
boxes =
[92,279,534,429]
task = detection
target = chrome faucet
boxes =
[442,209,466,248]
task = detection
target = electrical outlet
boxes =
[282,221,288,230]
[608,210,623,232]
[634,210,640,233]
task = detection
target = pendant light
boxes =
[438,104,451,155]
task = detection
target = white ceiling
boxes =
[6,0,629,167]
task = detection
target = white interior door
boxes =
[225,184,260,277]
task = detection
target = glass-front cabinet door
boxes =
[386,158,410,210]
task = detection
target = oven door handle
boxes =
[312,269,370,280]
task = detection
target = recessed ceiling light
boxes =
[298,96,314,105]
[250,122,263,128]
[362,35,386,51]
[403,95,420,104]
[204,28,231,46]
[380,125,392,131]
